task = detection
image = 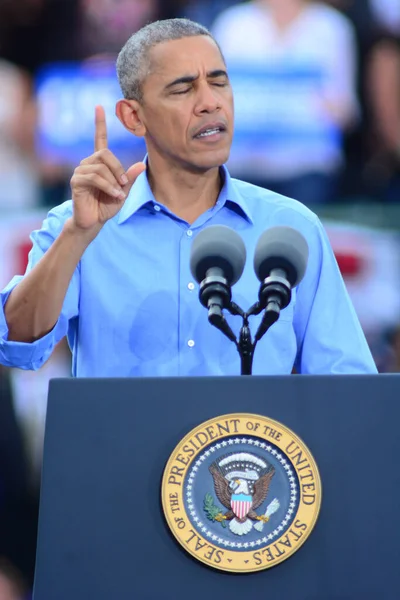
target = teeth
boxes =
[197,128,220,138]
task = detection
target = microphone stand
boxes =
[227,302,255,376]
[205,296,289,375]
[199,273,290,375]
[237,314,255,375]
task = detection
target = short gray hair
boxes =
[116,18,220,102]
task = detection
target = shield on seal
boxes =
[231,494,253,519]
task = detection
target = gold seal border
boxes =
[161,413,322,573]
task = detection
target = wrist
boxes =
[63,218,102,247]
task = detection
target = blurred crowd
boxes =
[0,0,399,212]
[0,0,399,596]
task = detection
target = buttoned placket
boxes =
[178,226,200,374]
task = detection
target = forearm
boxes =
[4,219,98,342]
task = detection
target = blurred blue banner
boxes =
[35,60,146,167]
[35,61,341,172]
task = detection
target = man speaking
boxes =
[0,18,376,376]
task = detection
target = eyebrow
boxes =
[164,69,229,90]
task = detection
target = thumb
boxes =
[123,161,146,193]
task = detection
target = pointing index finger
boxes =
[94,105,108,152]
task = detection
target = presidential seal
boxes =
[161,413,321,573]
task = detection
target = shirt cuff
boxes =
[0,284,59,371]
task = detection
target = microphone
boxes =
[252,226,309,341]
[190,225,246,337]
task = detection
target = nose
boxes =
[194,81,221,115]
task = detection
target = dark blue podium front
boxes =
[33,375,400,600]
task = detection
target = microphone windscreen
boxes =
[190,225,246,286]
[254,226,309,286]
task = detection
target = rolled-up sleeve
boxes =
[293,218,378,374]
[0,201,79,371]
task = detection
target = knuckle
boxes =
[97,148,109,159]
[91,163,103,175]
[71,171,82,183]
[88,172,100,183]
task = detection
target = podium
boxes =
[33,375,400,600]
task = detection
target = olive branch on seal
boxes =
[203,493,227,528]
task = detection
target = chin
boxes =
[192,148,231,172]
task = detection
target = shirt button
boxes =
[188,282,195,291]
[154,205,161,212]
[188,340,195,348]
[187,230,193,237]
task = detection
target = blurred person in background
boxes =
[184,0,241,29]
[212,0,359,207]
[79,0,161,59]
[0,367,38,590]
[72,0,186,60]
[0,559,29,600]
[9,339,71,489]
[327,0,400,204]
[0,60,39,210]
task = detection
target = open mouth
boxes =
[194,125,226,139]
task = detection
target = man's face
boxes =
[138,35,234,173]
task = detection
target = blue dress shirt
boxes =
[0,167,377,376]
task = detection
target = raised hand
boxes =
[70,105,146,233]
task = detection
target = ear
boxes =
[116,99,146,137]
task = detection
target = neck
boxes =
[147,157,223,225]
[260,0,307,30]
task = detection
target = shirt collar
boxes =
[219,165,254,224]
[117,162,253,225]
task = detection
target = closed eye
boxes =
[172,82,228,95]
[172,89,191,95]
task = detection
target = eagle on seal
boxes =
[209,452,279,535]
